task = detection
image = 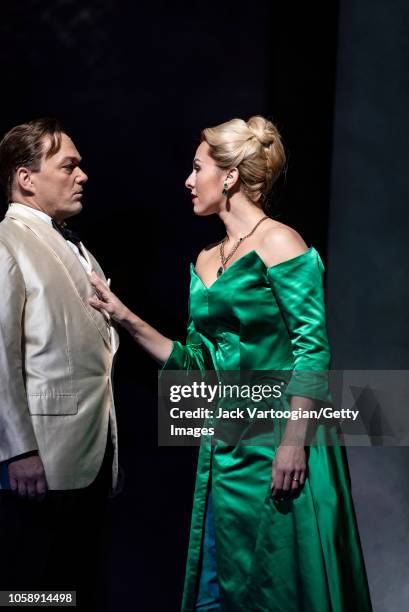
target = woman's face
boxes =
[185,141,226,216]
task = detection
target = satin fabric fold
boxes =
[163,247,372,612]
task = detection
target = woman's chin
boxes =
[193,205,205,216]
[193,203,217,217]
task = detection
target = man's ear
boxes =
[225,167,240,189]
[15,167,35,195]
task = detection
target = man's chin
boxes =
[63,202,83,220]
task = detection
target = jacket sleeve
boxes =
[267,247,332,403]
[161,313,212,374]
[0,242,38,462]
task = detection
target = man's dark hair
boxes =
[0,118,64,202]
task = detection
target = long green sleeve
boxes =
[161,314,212,373]
[267,247,332,403]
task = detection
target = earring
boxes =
[222,182,228,197]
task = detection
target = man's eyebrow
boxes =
[193,158,202,163]
[59,156,82,164]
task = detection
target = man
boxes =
[0,118,119,607]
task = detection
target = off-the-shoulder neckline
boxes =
[190,246,316,291]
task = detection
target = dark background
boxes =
[3,1,407,611]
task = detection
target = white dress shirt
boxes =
[9,203,92,274]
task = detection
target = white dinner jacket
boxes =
[0,205,120,491]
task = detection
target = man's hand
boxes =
[8,455,48,501]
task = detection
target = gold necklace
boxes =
[217,216,269,277]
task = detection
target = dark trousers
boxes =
[0,433,113,610]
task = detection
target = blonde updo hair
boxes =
[201,115,286,209]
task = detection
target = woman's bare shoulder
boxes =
[194,240,222,268]
[257,220,309,268]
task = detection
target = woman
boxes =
[89,116,373,611]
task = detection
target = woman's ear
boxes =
[225,167,239,189]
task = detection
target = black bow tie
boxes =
[52,219,82,247]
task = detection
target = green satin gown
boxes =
[162,246,373,612]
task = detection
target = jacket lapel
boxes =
[6,208,111,348]
[81,244,120,355]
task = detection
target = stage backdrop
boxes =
[327,1,409,610]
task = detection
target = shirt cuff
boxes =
[1,450,39,465]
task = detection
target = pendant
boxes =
[217,265,224,277]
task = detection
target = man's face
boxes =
[30,133,88,222]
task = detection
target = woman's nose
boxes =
[185,172,194,189]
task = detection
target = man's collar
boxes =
[9,202,53,226]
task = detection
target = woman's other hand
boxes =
[271,444,306,502]
[88,270,130,325]
[89,272,173,364]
